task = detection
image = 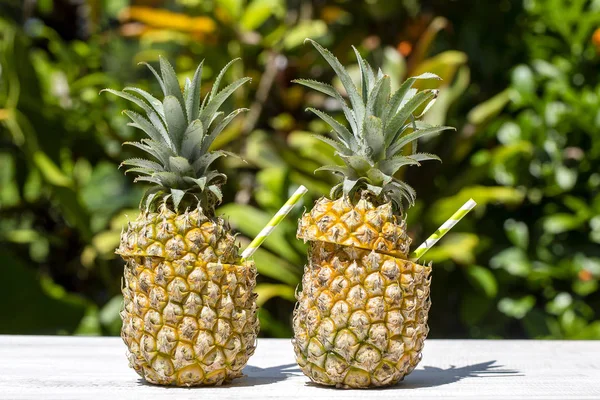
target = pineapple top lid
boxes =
[104,57,249,214]
[296,39,454,213]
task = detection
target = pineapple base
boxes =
[118,207,259,386]
[293,241,431,388]
[121,257,258,386]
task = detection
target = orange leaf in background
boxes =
[593,28,600,50]
[321,6,345,24]
[398,40,412,57]
[579,270,593,282]
[119,6,216,34]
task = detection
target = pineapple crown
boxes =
[295,39,454,212]
[103,57,250,214]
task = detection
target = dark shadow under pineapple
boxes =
[292,40,452,388]
[105,58,259,386]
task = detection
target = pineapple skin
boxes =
[118,205,259,386]
[297,196,412,258]
[294,197,431,388]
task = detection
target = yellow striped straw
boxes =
[241,185,308,260]
[410,198,477,261]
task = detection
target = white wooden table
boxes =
[1,336,599,399]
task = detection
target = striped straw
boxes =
[241,185,308,260]
[410,198,477,261]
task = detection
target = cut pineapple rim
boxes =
[308,238,428,267]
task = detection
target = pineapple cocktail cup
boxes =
[292,40,455,389]
[105,58,260,386]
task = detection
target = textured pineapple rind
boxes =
[297,196,412,259]
[292,241,431,389]
[118,207,259,386]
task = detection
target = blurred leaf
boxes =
[498,295,536,319]
[255,283,296,307]
[465,265,498,298]
[99,295,123,335]
[120,7,216,34]
[555,166,577,191]
[467,89,511,126]
[240,0,284,31]
[412,51,468,87]
[419,233,479,265]
[504,219,529,249]
[543,213,583,234]
[460,291,493,326]
[33,151,72,187]
[0,251,88,334]
[75,307,102,336]
[219,203,301,264]
[216,0,244,20]
[283,21,327,50]
[490,247,531,277]
[235,238,300,286]
[258,308,292,338]
[432,186,524,224]
[546,292,572,315]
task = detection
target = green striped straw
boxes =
[410,198,477,261]
[241,185,308,260]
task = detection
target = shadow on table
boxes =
[135,363,301,388]
[304,360,521,390]
[237,363,302,387]
[399,360,522,389]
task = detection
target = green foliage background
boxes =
[1,0,599,339]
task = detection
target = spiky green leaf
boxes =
[306,108,355,149]
[200,108,248,154]
[185,61,203,122]
[293,79,358,134]
[363,116,385,161]
[121,158,164,172]
[386,72,441,121]
[378,155,420,176]
[168,156,193,175]
[407,152,442,163]
[152,171,184,187]
[208,58,240,103]
[387,125,454,157]
[170,188,186,210]
[124,110,172,149]
[139,62,166,95]
[199,77,251,128]
[192,150,231,175]
[181,119,204,159]
[307,39,366,129]
[315,165,357,178]
[352,46,375,102]
[163,95,187,151]
[312,134,352,156]
[159,57,186,115]
[123,87,165,122]
[339,154,373,173]
[207,184,223,203]
[386,90,437,145]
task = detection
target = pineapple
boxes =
[104,57,259,386]
[293,40,453,388]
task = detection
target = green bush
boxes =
[0,0,598,338]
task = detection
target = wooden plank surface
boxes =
[0,336,599,399]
